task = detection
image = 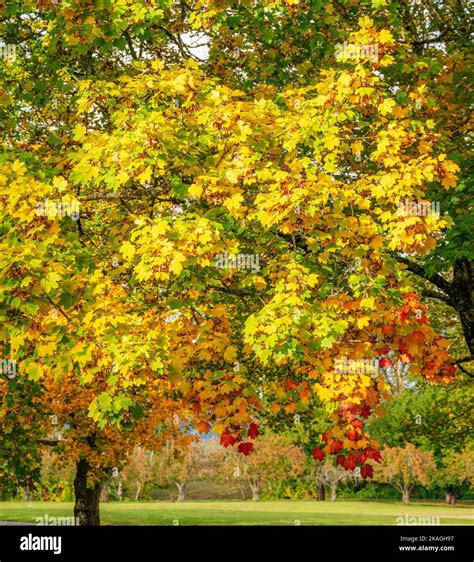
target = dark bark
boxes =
[451,259,473,356]
[73,459,101,526]
[316,484,326,501]
[397,256,473,359]
[445,488,457,505]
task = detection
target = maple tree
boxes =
[0,0,470,525]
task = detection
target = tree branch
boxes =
[396,256,452,295]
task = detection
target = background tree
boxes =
[222,433,305,501]
[439,448,474,505]
[368,375,473,502]
[120,447,156,502]
[373,444,436,504]
[310,457,358,502]
[152,438,202,502]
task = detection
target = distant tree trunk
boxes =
[135,482,142,501]
[116,480,123,501]
[402,489,410,505]
[330,483,337,501]
[73,459,101,526]
[316,484,326,501]
[250,483,260,501]
[100,486,109,503]
[445,488,456,505]
[176,482,187,502]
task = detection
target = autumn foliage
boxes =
[0,0,468,525]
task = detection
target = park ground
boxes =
[0,500,472,526]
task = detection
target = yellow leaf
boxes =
[188,183,203,198]
[224,192,244,213]
[224,346,238,362]
[213,423,225,435]
[307,273,319,287]
[169,252,186,275]
[379,99,396,116]
[225,169,240,184]
[357,316,370,329]
[360,297,376,310]
[379,29,394,45]
[37,342,56,358]
[120,241,136,260]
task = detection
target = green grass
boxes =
[0,500,473,526]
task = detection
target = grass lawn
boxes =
[0,500,472,526]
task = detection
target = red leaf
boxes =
[248,422,259,439]
[399,352,412,364]
[220,432,237,448]
[381,324,395,335]
[361,464,374,479]
[322,431,331,443]
[336,454,345,467]
[312,447,325,462]
[329,439,344,454]
[238,442,254,455]
[411,331,425,343]
[360,405,371,419]
[364,448,382,462]
[343,454,357,471]
[379,357,393,368]
[346,428,360,441]
[351,419,364,429]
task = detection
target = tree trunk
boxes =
[100,485,109,503]
[316,484,326,501]
[330,484,337,501]
[402,489,410,505]
[250,484,260,501]
[135,482,142,501]
[451,259,473,356]
[116,480,123,502]
[396,257,473,358]
[176,482,187,502]
[73,459,101,526]
[445,488,456,505]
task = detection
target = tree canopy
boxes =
[0,0,471,524]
